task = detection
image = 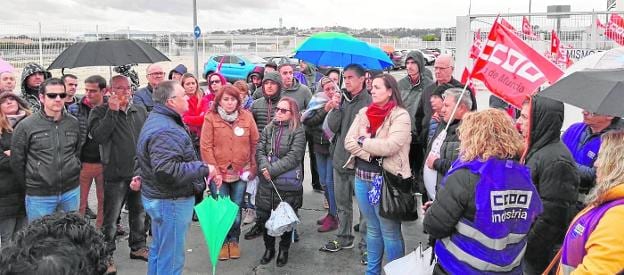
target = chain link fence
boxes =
[0,21,456,73]
[468,11,616,60]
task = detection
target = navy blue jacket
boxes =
[137,104,209,199]
[133,84,155,112]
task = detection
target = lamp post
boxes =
[193,0,199,78]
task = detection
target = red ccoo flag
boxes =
[471,19,564,108]
[500,18,516,31]
[605,13,624,46]
[469,28,482,59]
[551,30,560,55]
[596,18,606,29]
[522,16,534,37]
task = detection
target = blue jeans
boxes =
[315,152,337,216]
[142,195,194,275]
[25,187,80,223]
[354,177,405,275]
[209,180,246,242]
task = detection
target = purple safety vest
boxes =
[560,198,624,274]
[435,158,543,274]
[562,123,601,167]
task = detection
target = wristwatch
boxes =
[357,136,366,147]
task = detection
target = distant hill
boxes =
[210,26,449,39]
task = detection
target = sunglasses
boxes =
[45,93,68,99]
[274,107,291,114]
[210,80,221,84]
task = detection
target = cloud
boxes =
[81,0,280,15]
[0,0,608,34]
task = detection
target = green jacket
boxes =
[397,50,433,137]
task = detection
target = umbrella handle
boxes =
[267,179,284,202]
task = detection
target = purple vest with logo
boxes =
[435,158,544,274]
[562,123,601,167]
[560,198,624,274]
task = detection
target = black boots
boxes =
[276,249,288,267]
[259,249,275,265]
[259,248,288,266]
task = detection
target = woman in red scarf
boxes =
[182,72,225,135]
[181,73,204,137]
[344,74,412,274]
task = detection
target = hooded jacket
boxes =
[300,62,323,94]
[398,51,434,137]
[301,80,339,147]
[282,78,312,111]
[247,66,264,94]
[168,64,187,80]
[20,63,51,112]
[524,95,580,272]
[252,71,282,133]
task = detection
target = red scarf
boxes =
[366,101,396,136]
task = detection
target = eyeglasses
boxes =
[148,72,165,76]
[45,93,67,99]
[210,80,221,85]
[274,107,291,114]
[434,66,452,71]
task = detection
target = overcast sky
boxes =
[0,0,609,33]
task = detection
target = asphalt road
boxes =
[95,68,490,275]
[106,150,429,275]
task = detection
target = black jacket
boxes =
[326,89,372,172]
[425,120,461,189]
[68,98,101,163]
[88,104,147,182]
[524,96,580,271]
[415,78,476,145]
[251,93,281,135]
[423,168,479,239]
[0,117,27,218]
[11,111,81,196]
[255,121,306,213]
[302,107,330,146]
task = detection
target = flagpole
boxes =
[441,17,498,133]
[443,81,472,133]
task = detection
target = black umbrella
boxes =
[539,68,624,117]
[48,39,170,70]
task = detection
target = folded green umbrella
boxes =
[195,192,239,275]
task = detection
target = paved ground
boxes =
[95,145,428,275]
[84,68,496,274]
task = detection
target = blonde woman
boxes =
[556,130,624,274]
[423,109,543,274]
[0,92,31,245]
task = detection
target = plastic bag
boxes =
[265,201,300,237]
[384,244,436,275]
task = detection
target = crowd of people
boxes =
[0,49,622,275]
